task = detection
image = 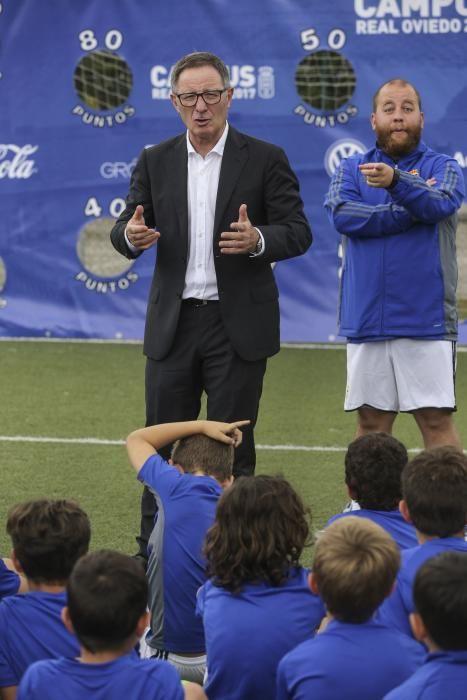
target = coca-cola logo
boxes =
[0,144,38,179]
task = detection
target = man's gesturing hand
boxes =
[126,205,160,250]
[359,162,395,189]
[219,204,259,254]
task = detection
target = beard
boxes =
[376,123,422,160]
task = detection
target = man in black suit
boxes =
[111,52,312,559]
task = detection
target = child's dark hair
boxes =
[67,549,148,653]
[7,499,90,584]
[313,517,400,623]
[402,447,467,537]
[171,434,233,482]
[345,433,408,510]
[414,551,467,651]
[204,474,311,593]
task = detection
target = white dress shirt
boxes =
[182,124,228,300]
[124,122,264,298]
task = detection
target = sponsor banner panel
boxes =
[0,0,466,342]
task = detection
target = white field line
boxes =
[0,338,345,349]
[1,340,464,451]
[0,435,431,453]
[1,338,466,352]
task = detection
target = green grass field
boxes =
[1,340,466,564]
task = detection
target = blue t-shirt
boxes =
[139,453,222,653]
[0,560,19,600]
[377,537,467,636]
[196,566,325,700]
[326,510,418,550]
[384,650,467,699]
[17,653,184,700]
[0,591,79,686]
[277,618,425,700]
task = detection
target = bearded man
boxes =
[325,79,464,449]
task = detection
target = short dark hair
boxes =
[204,475,311,592]
[171,434,233,482]
[402,447,467,537]
[414,551,467,650]
[7,499,90,584]
[67,550,148,653]
[313,517,400,623]
[372,78,422,111]
[345,433,408,510]
[170,51,230,93]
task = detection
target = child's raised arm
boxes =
[126,420,250,473]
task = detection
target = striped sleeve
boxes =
[390,159,465,223]
[324,160,415,239]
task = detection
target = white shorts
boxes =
[139,628,206,683]
[345,339,456,412]
[157,652,206,685]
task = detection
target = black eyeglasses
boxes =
[174,89,228,107]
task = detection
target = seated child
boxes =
[0,499,90,700]
[17,550,206,700]
[327,432,417,549]
[384,550,467,699]
[196,474,326,700]
[377,446,467,637]
[277,517,424,700]
[126,419,246,683]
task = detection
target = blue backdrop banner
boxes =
[1,0,466,342]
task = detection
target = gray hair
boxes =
[170,51,230,93]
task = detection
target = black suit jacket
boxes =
[110,126,312,361]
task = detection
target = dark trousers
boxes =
[137,301,267,558]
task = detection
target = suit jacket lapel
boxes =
[214,127,248,237]
[168,135,188,249]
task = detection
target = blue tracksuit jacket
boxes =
[324,141,464,341]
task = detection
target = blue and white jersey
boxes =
[277,617,424,700]
[0,591,79,686]
[17,653,184,700]
[197,566,325,700]
[327,509,417,550]
[139,453,222,653]
[384,650,467,699]
[0,560,19,601]
[377,537,467,637]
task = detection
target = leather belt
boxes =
[182,298,219,307]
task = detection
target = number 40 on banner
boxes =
[84,197,125,219]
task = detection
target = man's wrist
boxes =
[387,168,400,190]
[250,228,265,256]
[124,225,139,253]
[254,233,261,253]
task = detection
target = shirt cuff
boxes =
[124,225,140,254]
[249,227,265,257]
